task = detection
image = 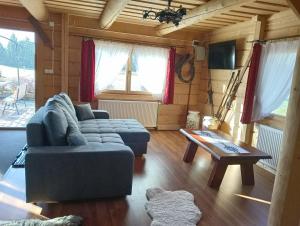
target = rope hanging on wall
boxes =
[175,53,195,83]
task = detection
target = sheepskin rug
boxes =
[0,215,82,226]
[145,188,202,226]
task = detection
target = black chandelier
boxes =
[142,0,186,26]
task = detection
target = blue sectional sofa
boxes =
[25,93,150,202]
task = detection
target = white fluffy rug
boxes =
[0,215,82,226]
[145,188,202,226]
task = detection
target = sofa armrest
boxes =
[25,144,134,202]
[92,110,109,119]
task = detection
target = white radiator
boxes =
[257,124,283,171]
[98,100,159,128]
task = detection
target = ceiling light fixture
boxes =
[142,0,186,26]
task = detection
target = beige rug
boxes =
[0,215,82,226]
[145,188,202,226]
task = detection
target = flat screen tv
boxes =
[208,40,236,70]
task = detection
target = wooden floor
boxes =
[0,131,275,226]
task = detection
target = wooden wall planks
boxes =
[0,5,298,132]
[199,9,300,140]
[65,16,203,131]
[265,9,300,40]
[0,5,203,131]
[199,20,256,141]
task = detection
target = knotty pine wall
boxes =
[265,9,300,40]
[159,46,201,130]
[0,5,203,130]
[67,9,300,132]
[199,9,300,140]
[199,20,256,141]
[67,15,203,130]
[2,5,299,133]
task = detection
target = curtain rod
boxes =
[247,35,300,44]
[73,33,189,49]
[83,35,186,49]
[92,36,173,49]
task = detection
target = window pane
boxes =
[131,53,146,92]
[94,40,132,93]
[272,99,289,116]
[131,72,146,92]
[104,63,127,91]
[130,48,168,94]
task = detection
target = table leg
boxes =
[208,159,228,188]
[183,141,198,163]
[240,163,255,185]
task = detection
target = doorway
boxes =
[0,28,35,128]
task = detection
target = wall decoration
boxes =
[175,53,195,83]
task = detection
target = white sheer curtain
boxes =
[94,40,132,94]
[252,39,300,121]
[133,45,169,98]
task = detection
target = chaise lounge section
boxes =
[79,119,150,156]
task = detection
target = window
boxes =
[94,40,169,97]
[272,98,289,117]
[0,28,35,128]
[250,40,298,121]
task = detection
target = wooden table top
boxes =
[180,129,272,162]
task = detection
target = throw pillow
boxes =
[43,100,68,146]
[75,104,95,121]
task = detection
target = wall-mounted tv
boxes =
[208,40,236,70]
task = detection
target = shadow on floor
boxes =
[0,130,26,177]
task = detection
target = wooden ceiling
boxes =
[0,0,291,33]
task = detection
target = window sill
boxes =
[96,92,161,102]
[256,114,286,130]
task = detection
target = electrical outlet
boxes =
[49,21,55,27]
[44,69,54,74]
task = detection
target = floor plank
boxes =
[0,131,274,225]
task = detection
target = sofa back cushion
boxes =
[43,100,68,146]
[53,95,78,124]
[59,92,76,116]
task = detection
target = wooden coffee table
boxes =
[180,129,272,188]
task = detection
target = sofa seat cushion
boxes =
[79,119,150,143]
[84,133,125,146]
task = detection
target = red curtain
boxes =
[163,47,176,104]
[240,43,262,124]
[80,39,95,102]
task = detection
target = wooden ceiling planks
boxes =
[0,0,293,33]
[0,0,21,7]
[127,0,204,10]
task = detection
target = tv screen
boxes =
[208,40,236,70]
